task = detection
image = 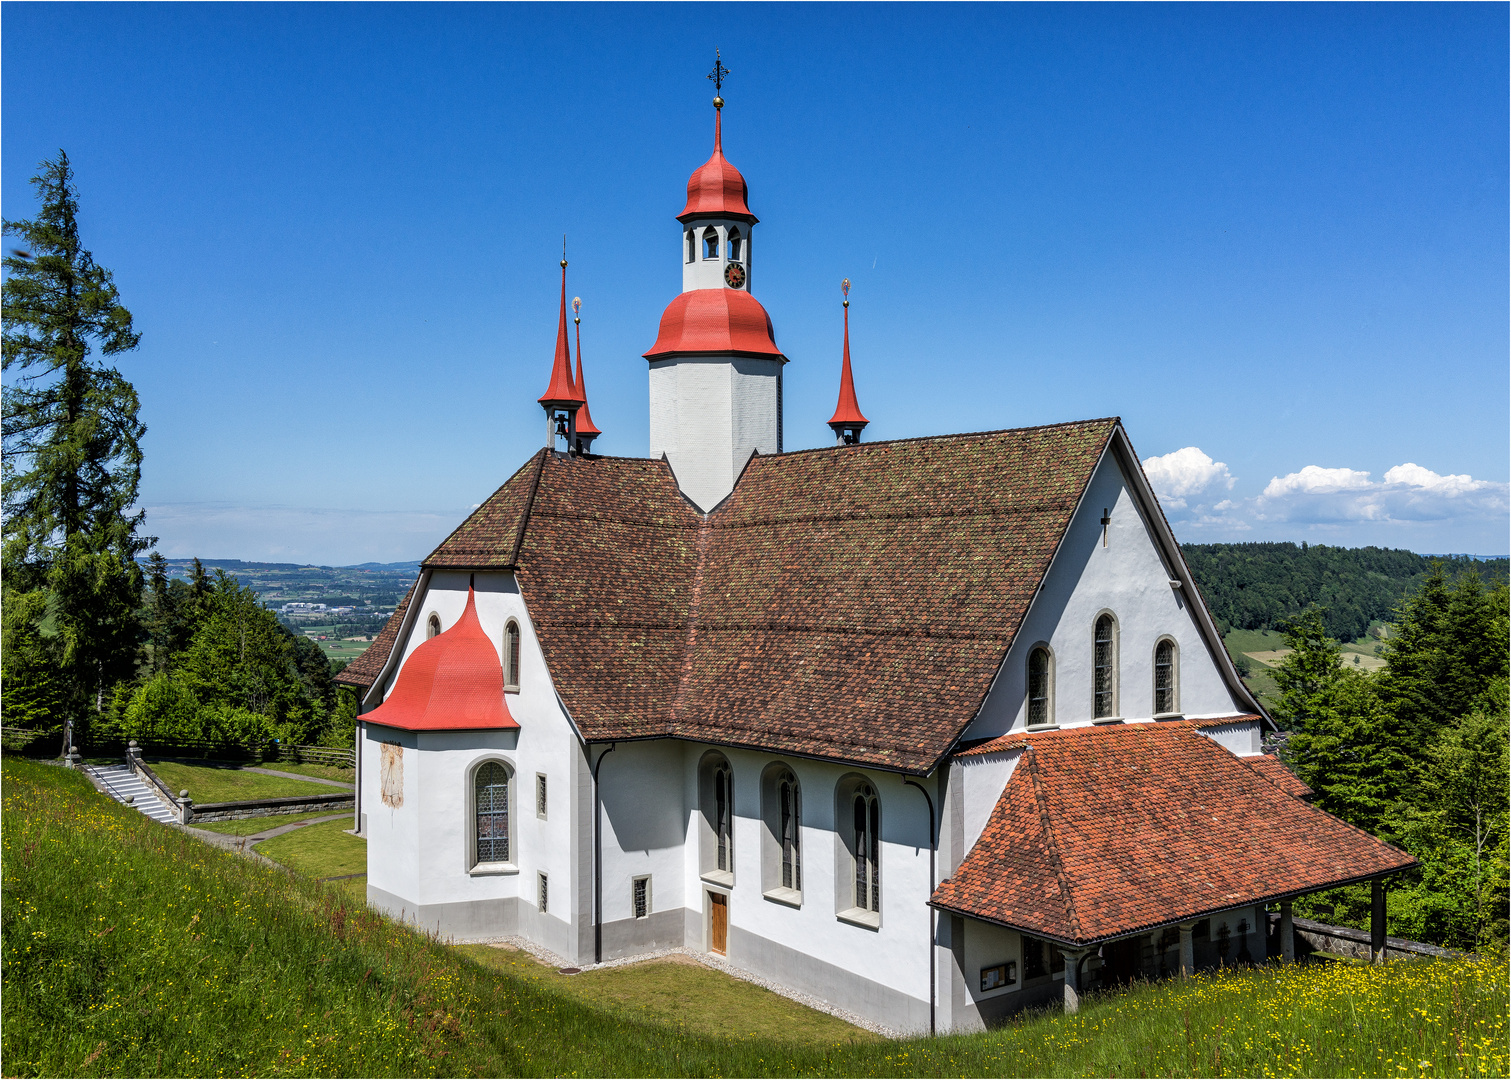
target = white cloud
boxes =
[1141,447,1236,510]
[1256,463,1509,525]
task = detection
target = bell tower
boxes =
[644,55,786,513]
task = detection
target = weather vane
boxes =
[561,234,567,269]
[842,278,851,307]
[573,296,582,325]
[708,49,729,108]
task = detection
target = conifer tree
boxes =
[2,151,150,744]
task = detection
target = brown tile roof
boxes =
[335,580,416,689]
[930,721,1415,945]
[352,419,1118,769]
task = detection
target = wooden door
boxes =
[710,892,728,955]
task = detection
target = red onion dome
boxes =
[644,289,786,362]
[363,588,518,732]
[677,111,757,224]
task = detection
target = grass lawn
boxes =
[456,944,881,1046]
[264,761,355,784]
[5,756,1507,1078]
[194,810,345,836]
[258,817,366,878]
[148,760,339,804]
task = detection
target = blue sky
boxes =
[4,3,1506,564]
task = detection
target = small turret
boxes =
[827,279,869,445]
[538,253,585,452]
[572,296,602,454]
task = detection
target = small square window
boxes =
[536,774,547,819]
[632,876,651,919]
[538,873,548,914]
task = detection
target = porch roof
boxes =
[930,721,1415,946]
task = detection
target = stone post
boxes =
[1062,947,1093,1013]
[1178,922,1196,978]
[1280,899,1295,963]
[127,739,139,766]
[1370,878,1387,965]
[178,790,194,825]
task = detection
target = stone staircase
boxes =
[84,763,177,824]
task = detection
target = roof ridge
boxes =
[507,448,550,567]
[754,416,1121,461]
[1024,745,1083,940]
[669,515,714,726]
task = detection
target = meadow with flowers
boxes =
[4,756,1506,1078]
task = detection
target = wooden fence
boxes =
[279,744,355,769]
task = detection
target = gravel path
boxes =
[240,766,354,789]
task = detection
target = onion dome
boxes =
[572,300,601,439]
[538,260,585,410]
[677,110,757,224]
[828,281,869,443]
[363,587,518,732]
[644,288,786,361]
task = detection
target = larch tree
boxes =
[2,150,151,747]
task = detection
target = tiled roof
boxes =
[335,580,417,690]
[390,419,1113,769]
[930,722,1415,944]
[1243,752,1314,799]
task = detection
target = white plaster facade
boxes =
[648,355,782,511]
[681,217,753,293]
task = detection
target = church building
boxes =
[336,77,1415,1034]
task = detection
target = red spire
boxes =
[362,587,518,732]
[828,283,869,433]
[572,300,601,438]
[538,259,584,409]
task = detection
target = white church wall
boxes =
[596,739,690,957]
[964,451,1242,744]
[1195,718,1263,757]
[364,571,584,953]
[674,745,935,1031]
[681,219,753,292]
[960,748,1023,856]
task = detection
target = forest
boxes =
[1181,541,1508,642]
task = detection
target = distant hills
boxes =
[1180,543,1508,642]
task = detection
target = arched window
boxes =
[504,620,521,692]
[853,784,879,913]
[702,227,719,260]
[762,764,802,898]
[474,761,510,866]
[1094,613,1118,718]
[686,230,695,263]
[1154,638,1179,715]
[698,752,735,882]
[427,613,441,639]
[1027,645,1053,728]
[727,227,743,262]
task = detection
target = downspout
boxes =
[902,776,937,1036]
[592,742,616,964]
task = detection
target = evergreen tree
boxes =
[2,151,149,744]
[1269,607,1343,730]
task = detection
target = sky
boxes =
[4,3,1506,565]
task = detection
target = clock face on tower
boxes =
[724,262,747,289]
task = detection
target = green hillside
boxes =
[5,757,1505,1078]
[1181,543,1507,642]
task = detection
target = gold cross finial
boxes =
[708,50,729,109]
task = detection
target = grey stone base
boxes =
[600,907,687,960]
[189,798,354,824]
[367,883,521,941]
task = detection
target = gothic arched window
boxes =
[504,620,521,692]
[780,771,801,890]
[427,613,441,640]
[702,227,719,260]
[1094,613,1118,718]
[1028,645,1053,728]
[698,751,735,882]
[686,230,695,263]
[1154,638,1179,715]
[474,761,511,866]
[852,783,879,913]
[728,228,743,262]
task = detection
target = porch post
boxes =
[1062,947,1092,1013]
[1178,922,1196,978]
[1370,878,1387,965]
[1280,899,1294,963]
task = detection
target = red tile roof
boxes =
[931,722,1415,945]
[361,588,518,733]
[827,302,868,430]
[1243,752,1314,800]
[678,109,756,223]
[644,289,785,362]
[347,419,1113,770]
